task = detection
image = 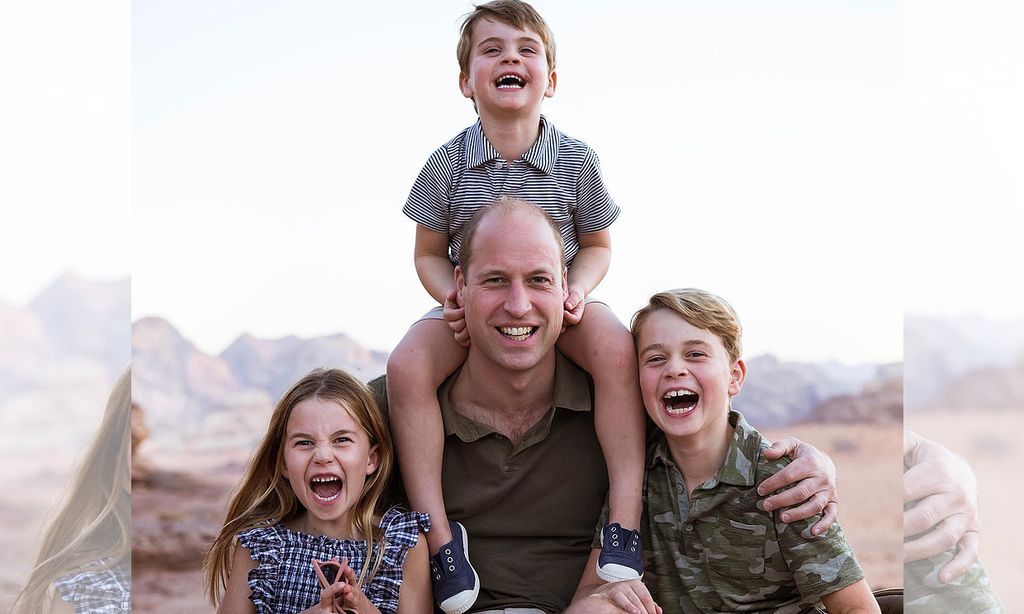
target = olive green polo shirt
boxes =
[641,410,865,614]
[372,352,608,613]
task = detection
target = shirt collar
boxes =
[648,410,763,488]
[464,115,558,175]
[438,350,591,442]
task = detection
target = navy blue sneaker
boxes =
[596,523,643,582]
[429,520,480,614]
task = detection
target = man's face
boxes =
[456,211,567,373]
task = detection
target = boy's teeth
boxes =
[663,390,697,399]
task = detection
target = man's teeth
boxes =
[500,326,534,340]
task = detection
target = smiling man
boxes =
[374,198,841,613]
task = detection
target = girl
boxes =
[205,368,432,614]
[11,368,131,614]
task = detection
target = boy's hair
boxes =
[458,196,566,275]
[631,288,743,363]
[204,368,394,605]
[457,0,557,76]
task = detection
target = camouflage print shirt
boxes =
[644,411,864,613]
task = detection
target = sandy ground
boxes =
[907,407,1023,611]
[128,421,903,613]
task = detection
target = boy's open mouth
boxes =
[663,389,699,415]
[495,74,526,89]
[309,475,342,503]
[499,326,536,341]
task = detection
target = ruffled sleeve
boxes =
[54,560,131,613]
[237,525,284,613]
[361,508,430,614]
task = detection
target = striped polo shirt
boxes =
[403,116,620,266]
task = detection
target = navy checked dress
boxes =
[54,557,131,613]
[237,508,429,614]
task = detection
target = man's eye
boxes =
[530,276,550,284]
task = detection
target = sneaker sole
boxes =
[596,562,642,583]
[438,522,480,614]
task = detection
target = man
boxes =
[373,198,844,613]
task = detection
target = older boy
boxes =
[387,2,647,612]
[625,289,879,613]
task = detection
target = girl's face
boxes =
[281,397,378,538]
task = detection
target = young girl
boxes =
[205,368,432,614]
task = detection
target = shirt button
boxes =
[684,524,693,532]
[496,161,504,169]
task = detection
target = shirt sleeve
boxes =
[403,146,455,233]
[771,501,865,604]
[574,148,620,234]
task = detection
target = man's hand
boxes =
[563,287,586,327]
[568,580,662,614]
[760,436,838,535]
[904,431,980,583]
[444,289,470,348]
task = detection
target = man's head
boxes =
[631,289,746,441]
[455,198,567,373]
[457,0,557,115]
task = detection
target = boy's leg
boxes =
[557,302,646,579]
[386,316,467,554]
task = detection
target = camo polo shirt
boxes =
[643,411,865,614]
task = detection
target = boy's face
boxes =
[459,18,556,118]
[636,309,746,442]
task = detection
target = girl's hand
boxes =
[298,578,348,613]
[336,559,382,614]
[563,287,585,326]
[443,289,470,347]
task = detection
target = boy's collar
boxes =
[649,410,763,488]
[465,115,558,175]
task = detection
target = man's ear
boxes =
[729,359,747,397]
[561,266,568,299]
[455,265,467,303]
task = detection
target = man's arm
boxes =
[759,436,839,535]
[567,549,661,614]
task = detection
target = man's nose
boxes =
[503,281,531,317]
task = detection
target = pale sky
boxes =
[4,1,1022,363]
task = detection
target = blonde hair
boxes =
[631,288,743,363]
[11,368,132,613]
[457,0,557,76]
[204,368,395,605]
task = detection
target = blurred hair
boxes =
[631,288,743,363]
[11,368,132,613]
[458,196,566,275]
[457,0,556,77]
[204,368,394,606]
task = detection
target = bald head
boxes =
[458,197,566,275]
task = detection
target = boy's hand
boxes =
[563,287,586,326]
[759,437,838,535]
[903,431,980,582]
[443,289,470,348]
[570,579,662,614]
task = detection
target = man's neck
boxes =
[449,349,558,443]
[479,111,543,162]
[666,412,735,496]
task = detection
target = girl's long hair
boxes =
[204,368,394,605]
[11,368,132,613]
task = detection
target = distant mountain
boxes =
[131,317,388,455]
[905,314,1024,411]
[734,355,887,427]
[0,273,129,459]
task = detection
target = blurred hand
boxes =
[760,436,838,535]
[904,431,980,583]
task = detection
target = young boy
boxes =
[628,289,880,614]
[386,1,646,612]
